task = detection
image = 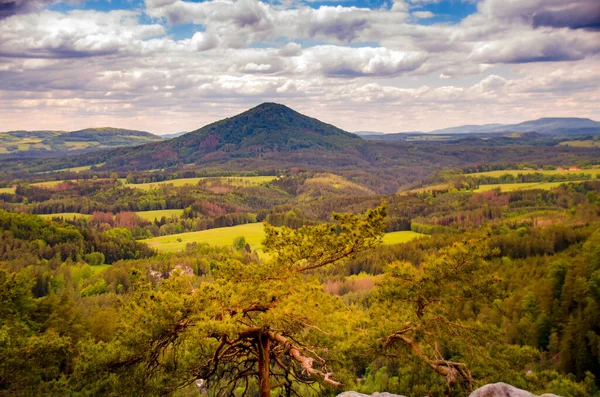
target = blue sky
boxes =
[1,0,599,134]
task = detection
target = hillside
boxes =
[30,103,366,170]
[0,127,162,158]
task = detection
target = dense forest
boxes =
[1,163,600,396]
[2,105,600,396]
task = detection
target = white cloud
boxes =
[0,0,599,133]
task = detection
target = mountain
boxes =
[20,103,364,171]
[159,131,188,139]
[0,127,162,158]
[359,117,600,140]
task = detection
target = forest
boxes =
[1,159,600,396]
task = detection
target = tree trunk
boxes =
[257,333,271,397]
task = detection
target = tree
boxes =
[75,205,387,396]
[373,240,502,392]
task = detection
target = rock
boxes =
[337,392,406,397]
[469,382,561,397]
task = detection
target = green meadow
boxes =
[143,223,425,254]
[134,209,184,221]
[142,223,266,253]
[467,168,600,177]
[127,176,277,190]
[474,181,584,192]
[382,230,427,244]
[39,213,92,220]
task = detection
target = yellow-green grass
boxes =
[90,264,111,273]
[143,223,425,254]
[38,213,91,220]
[474,181,584,192]
[128,176,276,191]
[0,187,15,194]
[135,209,183,221]
[142,223,266,253]
[382,230,427,245]
[31,180,73,188]
[467,169,600,177]
[558,140,600,148]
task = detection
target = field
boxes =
[382,230,427,244]
[142,223,266,253]
[558,140,600,148]
[135,209,183,221]
[474,181,583,192]
[39,213,91,220]
[467,169,600,177]
[128,176,277,190]
[143,224,425,254]
[0,187,14,194]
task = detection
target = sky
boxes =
[0,0,599,134]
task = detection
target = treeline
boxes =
[0,211,154,272]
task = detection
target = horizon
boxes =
[1,0,599,134]
[2,102,599,136]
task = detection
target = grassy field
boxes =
[474,181,584,192]
[135,209,184,221]
[143,224,425,254]
[90,264,111,273]
[0,187,14,194]
[142,223,266,253]
[382,230,427,244]
[558,140,600,148]
[467,169,600,177]
[38,213,91,220]
[128,176,276,191]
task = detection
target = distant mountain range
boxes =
[159,131,188,139]
[0,127,162,158]
[3,105,599,195]
[357,117,600,140]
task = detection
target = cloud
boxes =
[476,0,600,30]
[299,46,427,77]
[0,0,599,134]
[412,11,434,20]
[0,0,63,19]
[0,10,165,58]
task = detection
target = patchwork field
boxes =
[127,176,277,190]
[143,223,425,254]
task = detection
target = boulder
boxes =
[469,382,561,397]
[337,392,406,397]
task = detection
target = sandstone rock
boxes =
[336,392,406,397]
[469,382,560,397]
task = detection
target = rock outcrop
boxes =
[336,393,406,397]
[469,382,560,397]
[336,383,561,397]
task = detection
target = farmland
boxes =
[474,181,583,192]
[143,223,425,254]
[142,223,266,253]
[466,168,600,177]
[134,209,184,221]
[127,176,277,190]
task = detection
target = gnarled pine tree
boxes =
[75,205,387,396]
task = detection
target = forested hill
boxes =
[0,127,162,158]
[3,103,366,172]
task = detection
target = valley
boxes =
[1,104,599,397]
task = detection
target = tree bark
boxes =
[257,333,271,397]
